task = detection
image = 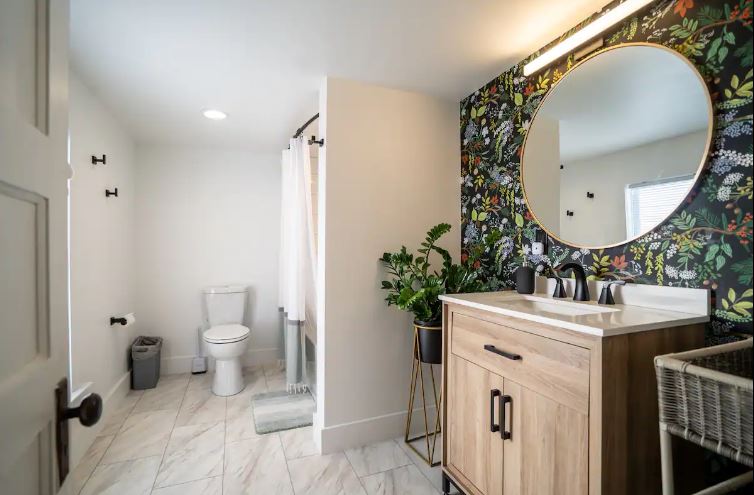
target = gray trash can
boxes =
[131,336,163,390]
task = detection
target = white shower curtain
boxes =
[278,136,316,393]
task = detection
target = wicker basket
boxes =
[655,338,753,494]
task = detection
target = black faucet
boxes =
[555,262,590,301]
[598,279,627,305]
[544,267,567,298]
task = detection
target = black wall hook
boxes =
[308,135,325,147]
[91,155,106,165]
[586,192,595,198]
[110,316,127,326]
[105,188,118,198]
[566,210,574,216]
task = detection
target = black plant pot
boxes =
[414,318,442,365]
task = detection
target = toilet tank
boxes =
[203,285,247,327]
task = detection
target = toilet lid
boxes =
[204,324,250,343]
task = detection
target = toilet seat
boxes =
[204,324,250,344]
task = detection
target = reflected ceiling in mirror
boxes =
[522,43,712,249]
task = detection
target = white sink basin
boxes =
[496,295,620,317]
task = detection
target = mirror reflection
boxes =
[522,44,711,248]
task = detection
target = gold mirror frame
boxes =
[519,42,715,250]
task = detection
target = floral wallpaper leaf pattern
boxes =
[460,0,753,340]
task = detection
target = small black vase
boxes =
[516,266,535,294]
[414,318,442,364]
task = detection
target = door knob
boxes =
[55,377,103,484]
[62,393,103,426]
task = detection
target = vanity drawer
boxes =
[450,312,590,414]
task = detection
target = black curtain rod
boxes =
[292,113,319,138]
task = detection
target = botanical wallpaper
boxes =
[460,0,753,340]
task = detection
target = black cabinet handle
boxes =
[490,389,501,433]
[500,394,512,440]
[484,344,522,361]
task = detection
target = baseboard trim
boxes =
[319,405,438,454]
[70,370,131,465]
[161,347,279,375]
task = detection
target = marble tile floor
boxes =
[73,365,457,495]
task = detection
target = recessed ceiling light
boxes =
[203,109,227,120]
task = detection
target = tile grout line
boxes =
[148,420,227,491]
[278,433,299,494]
[80,394,138,493]
[222,367,270,491]
[266,363,310,495]
[258,366,299,493]
[398,438,445,492]
[149,376,190,494]
[72,434,115,495]
[150,475,224,493]
[222,372,229,495]
[152,371,241,492]
[343,447,369,492]
[85,389,154,486]
[82,377,186,494]
[350,438,442,493]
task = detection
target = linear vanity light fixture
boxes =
[523,0,654,76]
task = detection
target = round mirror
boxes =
[522,43,712,248]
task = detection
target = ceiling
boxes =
[536,45,710,162]
[70,0,609,151]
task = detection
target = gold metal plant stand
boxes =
[404,323,442,467]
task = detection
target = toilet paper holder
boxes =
[110,313,134,326]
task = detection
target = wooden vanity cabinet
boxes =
[441,303,705,495]
[446,354,503,494]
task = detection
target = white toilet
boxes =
[203,285,250,396]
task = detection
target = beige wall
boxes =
[560,130,707,246]
[316,77,460,452]
[134,146,281,372]
[522,115,560,233]
[69,73,137,463]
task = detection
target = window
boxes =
[625,175,694,238]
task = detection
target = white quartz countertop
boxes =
[439,290,710,337]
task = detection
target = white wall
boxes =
[560,130,707,246]
[316,77,460,452]
[522,115,560,233]
[68,73,137,462]
[134,146,281,372]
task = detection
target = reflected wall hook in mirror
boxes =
[105,188,118,198]
[308,135,324,147]
[91,154,106,165]
[587,192,594,198]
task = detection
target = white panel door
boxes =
[0,1,72,494]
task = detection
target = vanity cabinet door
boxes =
[503,380,588,495]
[447,354,504,495]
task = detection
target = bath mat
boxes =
[251,390,314,434]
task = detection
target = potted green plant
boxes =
[380,223,486,364]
